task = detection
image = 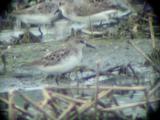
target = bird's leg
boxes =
[45,74,60,85]
[73,66,84,95]
[75,70,80,95]
[38,26,43,40]
[1,51,7,74]
[46,74,55,79]
[55,75,60,85]
[15,19,21,29]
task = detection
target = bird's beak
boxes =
[54,9,60,15]
[80,40,96,49]
[54,8,70,20]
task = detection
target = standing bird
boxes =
[38,26,43,41]
[11,26,43,44]
[29,36,95,84]
[12,7,61,28]
[54,1,131,27]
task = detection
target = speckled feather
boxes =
[31,47,77,66]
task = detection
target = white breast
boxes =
[37,51,83,75]
[16,14,53,24]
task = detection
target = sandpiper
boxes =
[11,26,43,44]
[30,33,95,83]
[55,2,131,27]
[55,2,118,24]
[13,12,60,28]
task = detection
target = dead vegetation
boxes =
[0,84,159,120]
[0,0,160,119]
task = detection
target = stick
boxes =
[98,98,160,111]
[128,40,153,64]
[78,89,112,114]
[0,97,34,118]
[8,90,15,120]
[129,40,160,73]
[42,89,57,117]
[58,103,75,120]
[148,82,160,97]
[94,63,100,112]
[47,85,146,91]
[47,90,86,104]
[16,91,55,120]
[149,15,156,48]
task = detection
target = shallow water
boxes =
[0,1,158,119]
[0,38,153,92]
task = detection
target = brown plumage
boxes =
[25,29,95,75]
[31,47,72,66]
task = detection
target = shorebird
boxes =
[29,33,95,84]
[13,12,60,28]
[12,2,61,28]
[55,2,131,27]
[11,26,43,44]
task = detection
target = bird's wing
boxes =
[31,48,71,66]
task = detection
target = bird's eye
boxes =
[80,40,85,44]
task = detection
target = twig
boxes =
[16,91,56,120]
[47,85,146,91]
[128,40,153,64]
[111,96,127,119]
[95,62,100,112]
[143,89,149,113]
[88,3,93,38]
[58,103,76,120]
[0,97,34,118]
[82,29,105,37]
[8,90,15,120]
[78,89,112,114]
[148,82,160,97]
[98,98,160,111]
[129,40,160,73]
[42,89,57,117]
[148,15,156,48]
[127,64,139,81]
[46,89,86,104]
[44,88,74,115]
[79,64,139,81]
[41,89,50,107]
